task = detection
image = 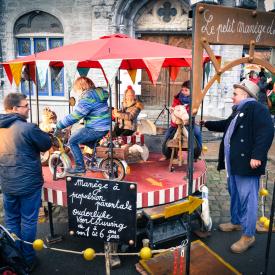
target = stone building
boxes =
[0,0,273,121]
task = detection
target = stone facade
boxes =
[1,0,272,119]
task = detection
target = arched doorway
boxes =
[113,0,192,109]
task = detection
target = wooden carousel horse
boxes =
[167,105,189,172]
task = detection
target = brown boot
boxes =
[219,222,242,232]
[230,235,255,253]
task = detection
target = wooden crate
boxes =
[96,145,129,160]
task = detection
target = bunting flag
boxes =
[143,58,164,85]
[127,69,137,84]
[64,61,78,87]
[9,63,23,87]
[99,59,122,85]
[3,64,13,85]
[77,67,90,77]
[169,67,180,82]
[36,60,49,87]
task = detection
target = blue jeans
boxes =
[3,188,42,263]
[69,127,108,168]
[228,175,260,236]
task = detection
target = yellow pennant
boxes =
[9,63,23,87]
[127,69,137,84]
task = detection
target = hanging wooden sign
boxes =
[191,3,275,114]
[196,4,275,46]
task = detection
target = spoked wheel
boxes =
[48,152,72,179]
[100,158,125,181]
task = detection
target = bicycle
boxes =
[48,132,129,181]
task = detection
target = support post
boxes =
[261,180,275,275]
[34,67,40,125]
[27,64,33,123]
[108,84,114,179]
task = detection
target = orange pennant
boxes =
[3,64,13,85]
[9,63,23,87]
[169,67,180,82]
[143,58,164,86]
[127,69,137,84]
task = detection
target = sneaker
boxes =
[219,222,242,232]
[66,166,86,174]
[230,235,255,253]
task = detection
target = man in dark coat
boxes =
[0,93,51,270]
[201,79,274,253]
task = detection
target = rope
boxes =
[12,233,186,257]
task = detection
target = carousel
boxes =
[4,4,275,271]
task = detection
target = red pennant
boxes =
[143,58,164,86]
[169,67,180,82]
[3,64,13,85]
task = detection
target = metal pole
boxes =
[35,66,40,125]
[262,180,275,275]
[185,4,197,275]
[167,66,171,127]
[118,69,121,109]
[200,63,206,131]
[108,84,114,179]
[115,76,118,109]
[47,202,55,237]
[27,64,33,122]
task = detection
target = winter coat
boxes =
[57,88,110,132]
[204,101,274,176]
[116,100,143,131]
[0,113,51,195]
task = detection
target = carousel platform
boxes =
[42,152,206,209]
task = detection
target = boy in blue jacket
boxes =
[55,77,110,174]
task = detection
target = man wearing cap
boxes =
[201,79,274,253]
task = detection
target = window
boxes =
[14,11,64,97]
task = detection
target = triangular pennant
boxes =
[143,58,165,86]
[9,63,23,87]
[127,69,137,84]
[64,61,78,87]
[77,67,90,76]
[169,67,180,82]
[36,60,49,87]
[3,64,13,85]
[99,59,122,85]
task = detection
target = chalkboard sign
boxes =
[66,176,137,244]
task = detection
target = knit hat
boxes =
[125,85,135,96]
[233,79,259,99]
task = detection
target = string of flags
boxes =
[2,60,182,88]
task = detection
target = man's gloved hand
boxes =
[199,120,206,127]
